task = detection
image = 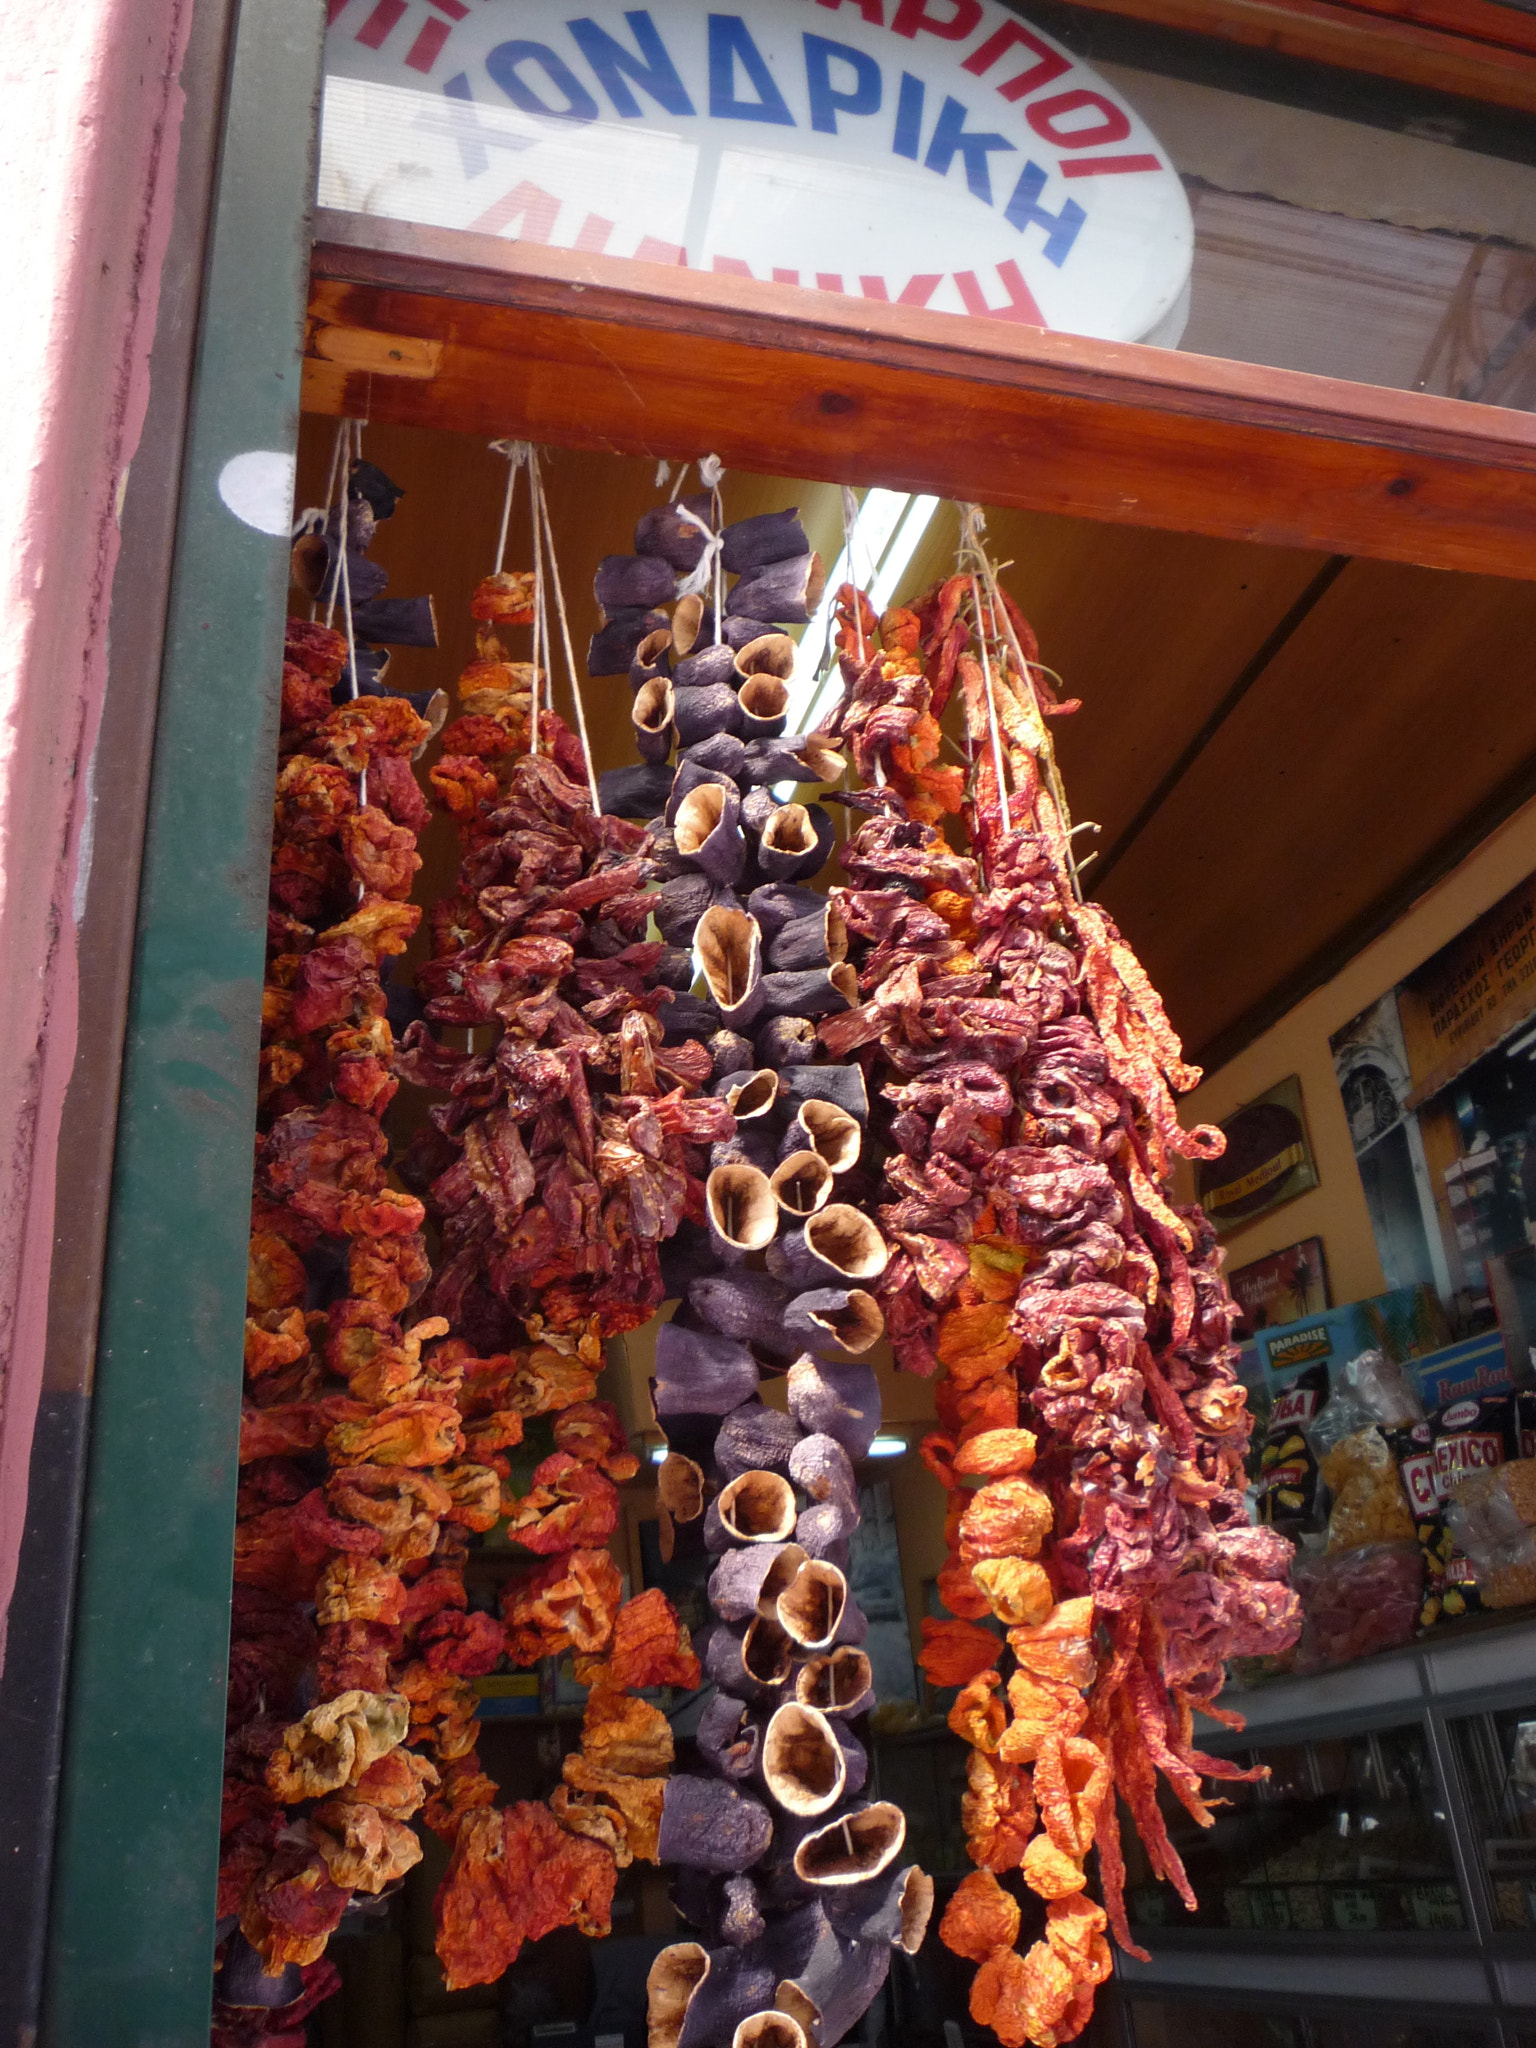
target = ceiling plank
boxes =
[307,216,1536,585]
[1098,557,1536,1058]
[1061,0,1536,113]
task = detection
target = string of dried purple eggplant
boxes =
[586,491,932,2048]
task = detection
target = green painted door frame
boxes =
[42,0,326,2039]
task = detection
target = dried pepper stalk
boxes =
[817,551,1299,2045]
[397,560,706,1990]
[219,453,454,2032]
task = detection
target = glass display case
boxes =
[1125,1724,1466,1936]
[1451,1704,1536,1935]
[1114,1618,1536,2042]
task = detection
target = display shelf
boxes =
[1200,1612,1536,1745]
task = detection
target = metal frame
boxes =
[1116,1617,1536,2035]
[25,0,1536,2038]
[39,0,325,2040]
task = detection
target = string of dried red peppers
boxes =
[396,568,704,1990]
[816,564,1301,2047]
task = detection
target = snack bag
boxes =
[1428,1394,1520,1620]
[1257,1363,1328,1534]
[1318,1425,1416,1553]
[1292,1542,1423,1672]
[1446,1467,1536,1612]
[1384,1415,1446,1625]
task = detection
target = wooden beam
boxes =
[308,212,1536,583]
[1061,0,1536,114]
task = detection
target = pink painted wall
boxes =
[0,0,195,1666]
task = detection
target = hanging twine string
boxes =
[839,485,868,669]
[322,418,353,632]
[528,448,547,758]
[959,501,1087,899]
[530,455,602,809]
[957,502,1012,843]
[330,416,369,836]
[488,439,530,574]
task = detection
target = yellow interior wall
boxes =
[1177,793,1536,1304]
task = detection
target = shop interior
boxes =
[270,398,1536,2048]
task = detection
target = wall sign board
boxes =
[320,0,1192,344]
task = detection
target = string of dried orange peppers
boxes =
[814,518,1301,2047]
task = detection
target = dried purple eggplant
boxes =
[715,1068,780,1121]
[674,681,745,746]
[695,908,765,1030]
[636,492,715,568]
[745,883,825,938]
[769,1151,834,1221]
[756,804,834,884]
[712,1398,802,1477]
[730,554,826,627]
[632,677,676,763]
[796,1647,874,1719]
[794,1499,852,1567]
[588,605,669,675]
[599,761,677,817]
[756,1016,817,1069]
[675,781,747,886]
[674,641,739,690]
[787,1433,857,1510]
[738,676,789,741]
[717,1469,797,1543]
[822,1864,933,1953]
[703,1615,795,1697]
[766,905,848,974]
[721,510,809,573]
[740,733,844,787]
[660,1778,775,1875]
[780,1066,869,1122]
[782,1288,883,1363]
[761,1703,847,1817]
[708,1543,809,1623]
[786,1357,882,1459]
[689,1270,794,1349]
[769,1208,888,1291]
[698,1691,763,1780]
[792,1803,906,1887]
[596,552,678,610]
[721,1881,769,1952]
[682,731,749,780]
[658,1452,707,1522]
[706,1163,778,1265]
[654,1323,760,1417]
[629,625,674,686]
[654,872,713,946]
[776,1559,847,1651]
[709,1029,756,1079]
[780,1099,861,1173]
[758,964,856,1021]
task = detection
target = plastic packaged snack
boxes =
[1291,1542,1423,1672]
[1428,1394,1521,1620]
[1317,1425,1416,1552]
[1257,1362,1328,1535]
[1446,1472,1536,1612]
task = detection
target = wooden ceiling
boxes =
[298,416,1536,1075]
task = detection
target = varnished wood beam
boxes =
[1062,0,1536,114]
[308,212,1536,583]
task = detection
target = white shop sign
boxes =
[321,0,1192,344]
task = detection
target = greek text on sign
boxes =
[321,0,1192,343]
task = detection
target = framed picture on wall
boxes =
[1197,1075,1319,1236]
[1226,1236,1330,1339]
